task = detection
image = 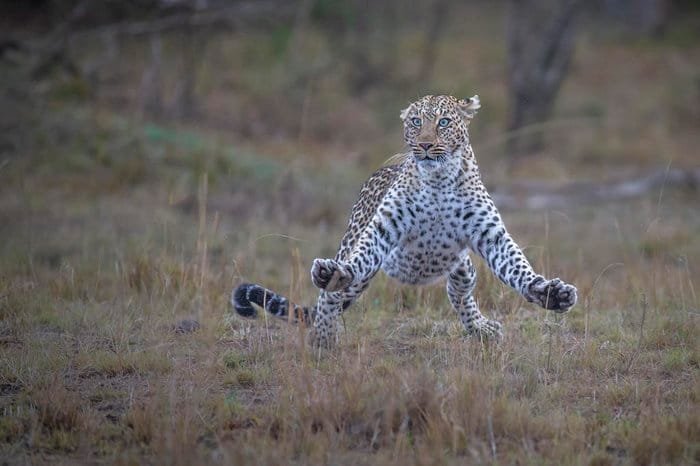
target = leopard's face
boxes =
[400,95,480,167]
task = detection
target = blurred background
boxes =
[1,2,699,462]
[1,0,699,304]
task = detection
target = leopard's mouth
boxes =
[415,153,447,164]
[411,143,448,161]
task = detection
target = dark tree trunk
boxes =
[506,0,581,155]
[173,24,208,120]
[418,0,450,85]
[140,33,163,117]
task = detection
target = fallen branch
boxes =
[67,1,294,40]
[491,167,700,210]
[6,1,294,79]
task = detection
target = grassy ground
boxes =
[1,9,699,465]
[1,106,698,465]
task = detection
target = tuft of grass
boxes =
[76,349,172,377]
[222,351,249,370]
[125,401,157,447]
[0,415,26,444]
[30,384,84,434]
[233,368,256,388]
[662,347,693,373]
[628,415,698,466]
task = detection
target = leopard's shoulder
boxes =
[334,161,406,261]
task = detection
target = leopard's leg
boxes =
[447,254,503,339]
[310,214,398,348]
[464,194,577,312]
[311,278,372,349]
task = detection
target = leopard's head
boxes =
[400,94,480,165]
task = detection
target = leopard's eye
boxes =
[410,117,422,127]
[438,117,451,128]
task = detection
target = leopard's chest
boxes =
[381,190,469,285]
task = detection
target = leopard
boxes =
[232,94,577,348]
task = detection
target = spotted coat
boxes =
[232,95,577,348]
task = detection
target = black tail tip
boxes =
[231,283,257,318]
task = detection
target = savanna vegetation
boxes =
[0,1,698,464]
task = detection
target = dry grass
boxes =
[1,121,697,464]
[1,9,699,465]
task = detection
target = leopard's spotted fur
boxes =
[233,94,577,348]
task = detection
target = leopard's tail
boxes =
[231,283,314,324]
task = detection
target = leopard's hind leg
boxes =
[447,254,503,340]
[311,279,371,349]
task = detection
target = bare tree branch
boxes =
[67,1,294,40]
[491,167,700,210]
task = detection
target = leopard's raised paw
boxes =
[311,258,354,292]
[526,277,577,312]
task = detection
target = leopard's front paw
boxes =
[311,258,354,292]
[526,277,577,312]
[469,318,503,341]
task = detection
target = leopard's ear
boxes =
[457,95,481,120]
[399,104,413,120]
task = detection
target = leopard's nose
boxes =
[418,143,433,151]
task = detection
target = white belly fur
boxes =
[381,229,467,285]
